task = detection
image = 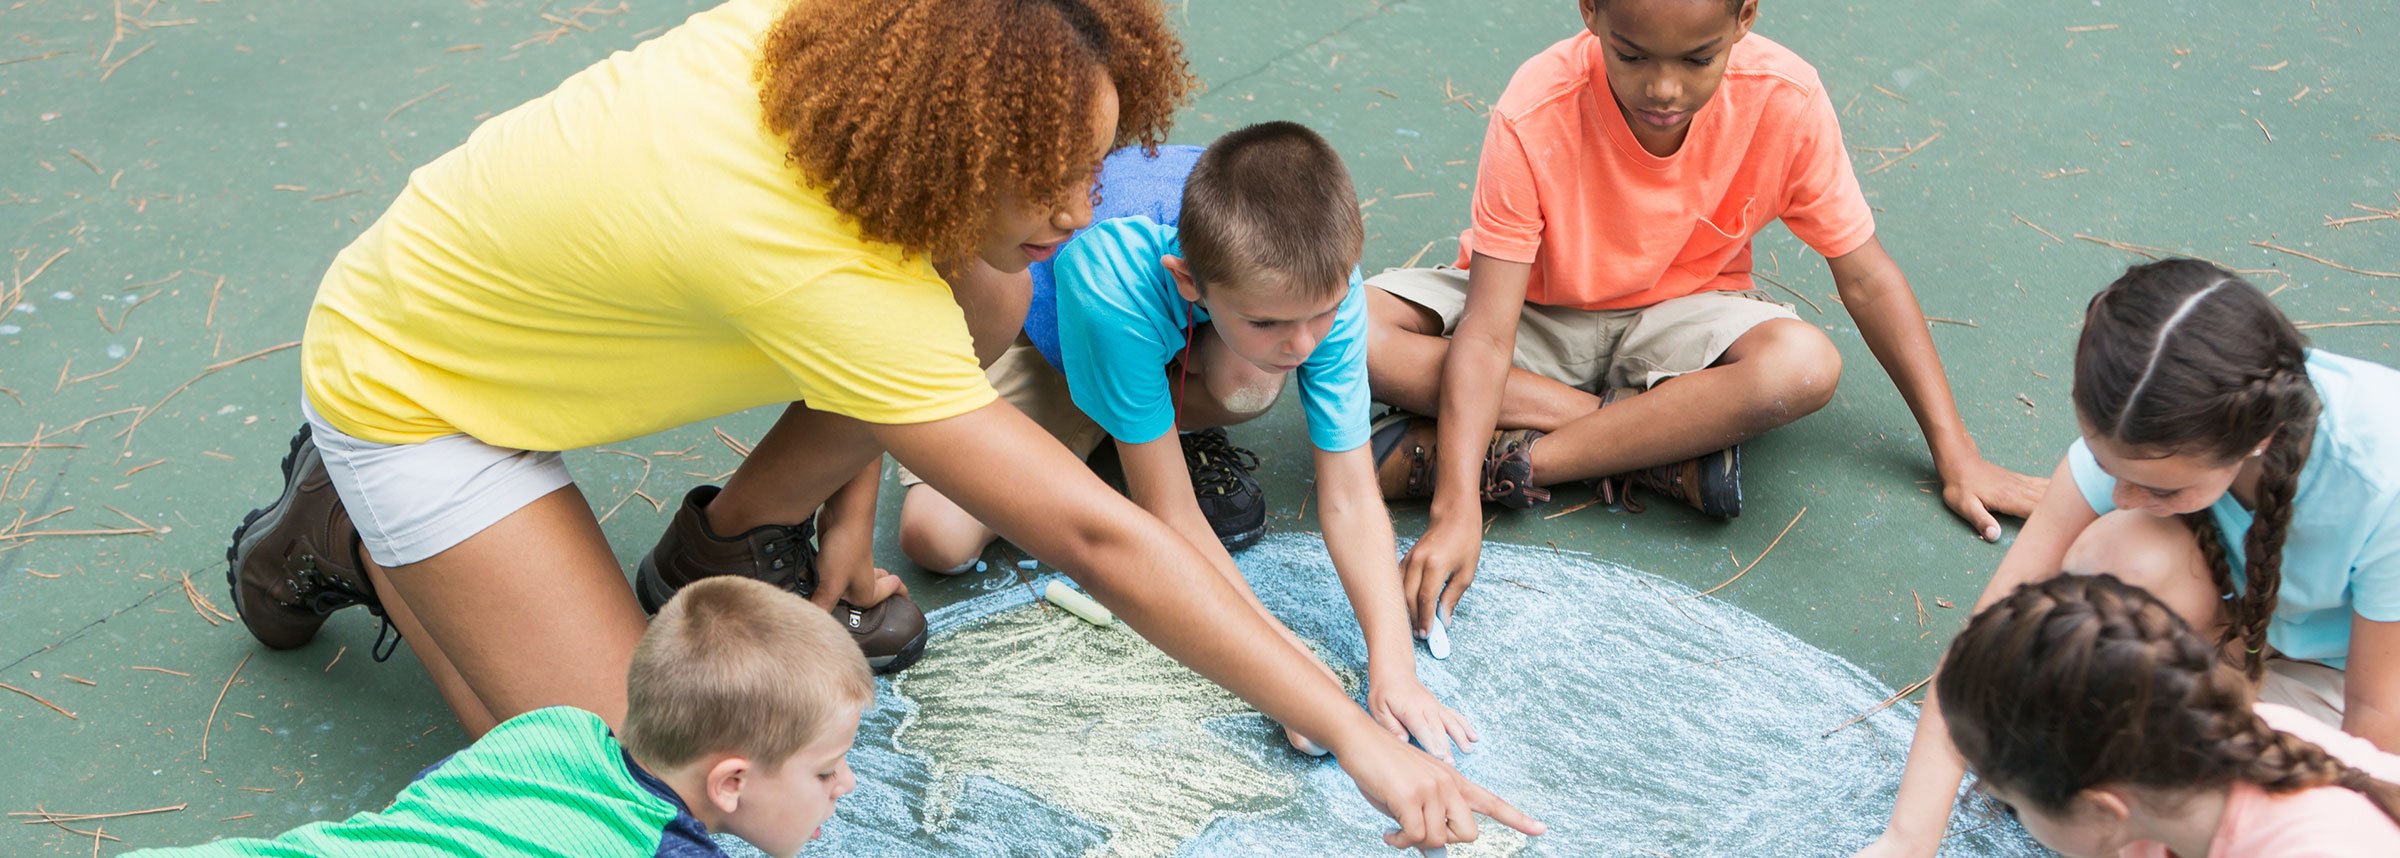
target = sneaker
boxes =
[637,485,928,674]
[1585,387,1743,518]
[1182,427,1267,551]
[1368,412,1552,509]
[226,426,398,659]
[1596,445,1744,518]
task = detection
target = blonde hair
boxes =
[619,576,875,771]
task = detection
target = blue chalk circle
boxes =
[718,535,2039,857]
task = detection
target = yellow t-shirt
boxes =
[301,0,994,450]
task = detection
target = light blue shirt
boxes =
[1052,217,1372,453]
[2068,350,2400,668]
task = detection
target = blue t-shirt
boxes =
[1025,144,1206,369]
[1052,216,1373,453]
[2068,350,2400,668]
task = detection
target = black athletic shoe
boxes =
[1183,428,1268,551]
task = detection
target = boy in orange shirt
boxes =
[1366,0,2044,633]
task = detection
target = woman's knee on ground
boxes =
[2063,510,2224,626]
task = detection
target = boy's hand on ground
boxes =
[1402,519,1481,634]
[1937,457,2048,542]
[1338,733,1545,850]
[1368,679,1479,763]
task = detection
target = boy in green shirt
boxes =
[132,576,871,858]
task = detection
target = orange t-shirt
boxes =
[2118,704,2400,858]
[1459,31,1875,311]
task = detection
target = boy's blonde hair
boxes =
[619,576,875,771]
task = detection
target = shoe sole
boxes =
[872,628,928,675]
[224,426,318,648]
[633,550,672,615]
[641,553,930,675]
[1220,522,1267,552]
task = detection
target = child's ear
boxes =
[1161,255,1203,305]
[1577,0,1602,33]
[705,756,753,816]
[2071,787,2135,839]
[1733,0,1759,38]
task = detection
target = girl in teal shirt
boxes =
[1864,258,2400,858]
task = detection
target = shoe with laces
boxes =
[637,485,929,674]
[1594,446,1744,518]
[226,425,401,660]
[1368,412,1552,509]
[1584,387,1743,518]
[1182,428,1268,551]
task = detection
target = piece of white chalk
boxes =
[1017,559,1039,571]
[1425,612,1451,660]
[1043,581,1115,627]
[1420,848,1447,858]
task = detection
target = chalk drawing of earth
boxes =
[721,535,2044,857]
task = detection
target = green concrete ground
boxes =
[3,0,2395,853]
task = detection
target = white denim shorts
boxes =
[304,398,574,567]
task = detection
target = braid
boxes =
[2179,512,2251,674]
[2231,367,2315,675]
[1940,575,2400,825]
[2222,707,2400,823]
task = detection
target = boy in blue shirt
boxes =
[897,122,1478,757]
[132,576,873,857]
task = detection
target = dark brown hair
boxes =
[2073,259,2317,677]
[1178,121,1363,299]
[757,0,1192,261]
[620,576,874,771]
[1940,574,2400,823]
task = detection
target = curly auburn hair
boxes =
[756,0,1192,261]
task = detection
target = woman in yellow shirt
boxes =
[222,0,1536,849]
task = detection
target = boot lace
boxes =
[1183,429,1260,498]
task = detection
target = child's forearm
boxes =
[1432,256,1535,521]
[810,459,883,609]
[2343,616,2400,753]
[1825,240,1981,469]
[1316,448,1419,676]
[1880,681,1968,854]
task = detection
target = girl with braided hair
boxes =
[1940,574,2400,856]
[1862,259,2400,857]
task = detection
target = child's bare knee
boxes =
[2064,511,2201,590]
[1735,323,1842,420]
[1203,365,1285,420]
[898,495,986,573]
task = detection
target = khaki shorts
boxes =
[2258,650,2346,728]
[1367,266,1800,391]
[895,336,1108,488]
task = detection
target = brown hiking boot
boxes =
[226,426,395,657]
[637,486,928,675]
[1586,387,1744,518]
[1368,412,1552,509]
[1594,447,1744,518]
